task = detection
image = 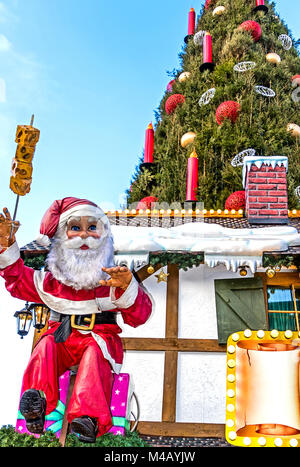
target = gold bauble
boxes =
[178,72,191,83]
[239,267,247,277]
[266,53,281,64]
[212,6,226,16]
[181,131,196,148]
[147,265,155,274]
[266,267,276,278]
[287,123,300,138]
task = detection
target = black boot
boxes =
[19,389,46,434]
[70,416,98,443]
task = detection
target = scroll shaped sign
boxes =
[226,330,300,447]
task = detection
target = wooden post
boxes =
[162,263,179,423]
[59,368,77,446]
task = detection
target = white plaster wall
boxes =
[118,264,253,424]
[117,272,167,338]
[178,264,254,339]
[120,350,165,422]
[176,352,227,424]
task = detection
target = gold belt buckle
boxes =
[70,314,96,331]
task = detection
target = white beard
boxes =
[46,232,115,290]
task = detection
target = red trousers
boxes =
[22,324,114,437]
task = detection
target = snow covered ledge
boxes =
[111,222,300,273]
[243,155,289,224]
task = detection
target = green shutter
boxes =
[215,277,267,345]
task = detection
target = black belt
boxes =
[53,312,117,344]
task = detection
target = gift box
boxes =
[15,370,70,438]
[109,373,134,436]
[15,371,134,438]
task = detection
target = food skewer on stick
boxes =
[9,114,40,241]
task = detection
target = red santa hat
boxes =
[36,197,110,246]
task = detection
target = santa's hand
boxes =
[0,207,20,248]
[100,266,133,290]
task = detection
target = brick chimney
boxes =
[243,155,288,224]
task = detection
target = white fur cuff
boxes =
[110,275,139,309]
[0,242,20,269]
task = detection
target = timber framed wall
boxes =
[125,262,226,438]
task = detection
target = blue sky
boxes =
[0,0,299,427]
[0,0,298,247]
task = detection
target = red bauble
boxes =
[137,196,158,210]
[225,191,246,211]
[167,79,176,92]
[165,94,185,115]
[291,75,300,86]
[216,101,241,125]
[204,0,212,9]
[238,20,262,42]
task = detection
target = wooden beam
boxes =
[161,264,179,423]
[162,351,178,423]
[256,271,300,286]
[122,337,226,352]
[59,371,77,446]
[136,421,225,438]
[165,263,179,339]
[135,263,162,283]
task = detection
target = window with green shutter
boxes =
[214,277,268,345]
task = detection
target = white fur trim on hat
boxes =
[58,204,106,229]
[36,233,51,247]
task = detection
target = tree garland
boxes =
[262,254,295,270]
[22,251,299,273]
[149,252,204,271]
[23,254,47,270]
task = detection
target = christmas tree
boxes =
[126,0,300,211]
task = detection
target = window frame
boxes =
[256,272,300,332]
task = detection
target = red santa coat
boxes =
[0,242,152,374]
[0,242,153,433]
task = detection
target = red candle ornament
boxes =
[253,0,268,13]
[203,32,212,63]
[144,123,154,164]
[200,32,215,72]
[186,150,198,202]
[184,8,196,43]
[188,8,195,36]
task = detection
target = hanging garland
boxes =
[149,252,204,271]
[263,254,295,270]
[23,254,47,270]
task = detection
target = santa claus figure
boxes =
[0,197,152,443]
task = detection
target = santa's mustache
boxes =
[62,235,103,250]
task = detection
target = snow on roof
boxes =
[20,214,300,273]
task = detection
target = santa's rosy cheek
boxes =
[66,230,101,239]
[67,230,79,239]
